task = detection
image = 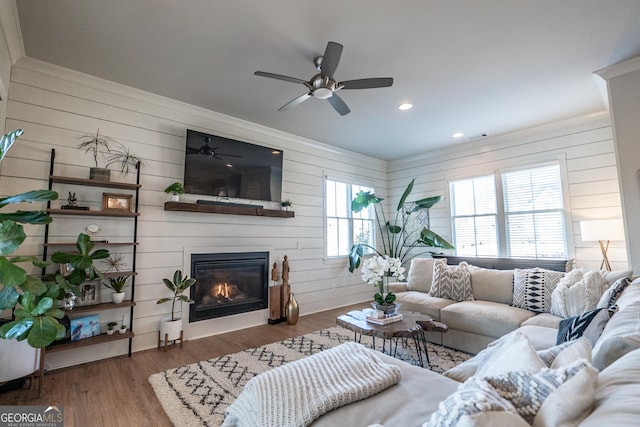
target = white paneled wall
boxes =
[388,113,628,272]
[2,58,387,369]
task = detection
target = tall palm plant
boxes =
[348,179,454,272]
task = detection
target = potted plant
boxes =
[106,322,118,336]
[156,270,196,342]
[77,129,142,181]
[119,323,127,334]
[164,182,185,202]
[280,199,293,211]
[1,129,112,348]
[103,276,130,304]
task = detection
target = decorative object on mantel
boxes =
[348,179,454,273]
[77,129,142,181]
[280,199,293,211]
[268,262,282,324]
[164,182,185,202]
[156,270,196,351]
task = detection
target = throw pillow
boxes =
[406,258,437,293]
[513,268,565,313]
[597,277,631,315]
[550,269,607,318]
[430,259,473,302]
[475,333,545,378]
[591,300,640,370]
[537,337,592,369]
[427,359,597,427]
[469,265,514,305]
[556,308,609,346]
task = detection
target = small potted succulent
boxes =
[119,323,127,334]
[106,322,118,336]
[164,182,185,202]
[103,276,130,304]
[280,199,293,211]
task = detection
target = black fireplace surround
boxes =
[189,251,269,322]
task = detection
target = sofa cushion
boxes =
[513,268,565,313]
[475,332,545,378]
[550,269,607,318]
[430,259,473,302]
[469,265,514,305]
[393,291,455,320]
[521,313,562,329]
[579,349,640,427]
[611,277,640,312]
[430,359,596,427]
[600,268,633,287]
[591,300,640,371]
[556,308,609,346]
[597,277,631,314]
[406,257,436,293]
[441,300,535,339]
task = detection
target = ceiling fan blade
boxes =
[340,78,394,89]
[320,42,343,78]
[278,93,312,111]
[254,71,308,86]
[327,93,350,116]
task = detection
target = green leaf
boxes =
[386,222,402,234]
[46,307,65,320]
[351,191,383,213]
[32,297,54,315]
[348,245,364,273]
[156,297,171,304]
[411,195,443,211]
[385,292,396,304]
[0,220,26,255]
[0,256,28,286]
[19,292,36,312]
[0,318,33,340]
[396,179,415,211]
[20,275,47,295]
[27,315,61,348]
[0,211,53,225]
[0,286,20,310]
[0,190,58,210]
[176,295,194,303]
[418,228,456,250]
[0,129,23,162]
[162,278,177,292]
[66,268,87,286]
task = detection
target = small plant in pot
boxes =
[103,276,130,304]
[280,199,293,211]
[164,182,185,202]
[119,323,127,334]
[156,270,196,343]
[106,322,118,336]
[77,129,142,181]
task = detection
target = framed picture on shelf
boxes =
[75,280,101,306]
[102,193,133,212]
[70,314,100,341]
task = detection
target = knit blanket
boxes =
[221,342,402,427]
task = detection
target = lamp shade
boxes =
[580,219,625,241]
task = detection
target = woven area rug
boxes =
[149,326,471,427]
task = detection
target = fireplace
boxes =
[189,251,269,322]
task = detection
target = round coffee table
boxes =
[336,310,448,368]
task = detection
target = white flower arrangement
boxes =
[360,255,406,285]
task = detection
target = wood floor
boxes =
[0,303,364,427]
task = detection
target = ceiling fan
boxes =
[187,136,242,164]
[255,41,393,116]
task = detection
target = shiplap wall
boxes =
[2,57,387,369]
[388,112,629,271]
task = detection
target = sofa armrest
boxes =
[388,282,409,293]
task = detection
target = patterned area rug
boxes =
[149,326,471,427]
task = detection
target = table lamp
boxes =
[580,219,625,271]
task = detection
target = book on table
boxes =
[365,313,403,325]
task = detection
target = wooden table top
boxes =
[336,310,439,340]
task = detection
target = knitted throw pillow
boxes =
[550,269,607,318]
[430,259,473,302]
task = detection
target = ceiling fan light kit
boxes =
[255,41,393,115]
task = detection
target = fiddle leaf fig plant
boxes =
[348,178,455,273]
[157,270,196,321]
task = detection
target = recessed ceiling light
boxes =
[398,103,413,111]
[452,132,464,138]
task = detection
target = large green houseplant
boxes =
[157,270,196,343]
[348,178,455,273]
[0,129,110,348]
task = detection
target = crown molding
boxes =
[595,55,640,81]
[0,0,25,64]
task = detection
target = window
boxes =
[450,164,566,258]
[325,178,375,257]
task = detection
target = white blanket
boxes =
[221,341,402,427]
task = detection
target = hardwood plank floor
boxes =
[0,303,365,427]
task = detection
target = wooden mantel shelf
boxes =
[164,201,295,218]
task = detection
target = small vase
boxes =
[112,292,126,304]
[170,194,180,202]
[285,293,299,325]
[107,329,115,336]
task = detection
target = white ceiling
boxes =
[14,0,640,160]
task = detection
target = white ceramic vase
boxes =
[170,194,180,202]
[111,292,126,304]
[159,317,182,342]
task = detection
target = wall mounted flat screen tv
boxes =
[183,129,283,202]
